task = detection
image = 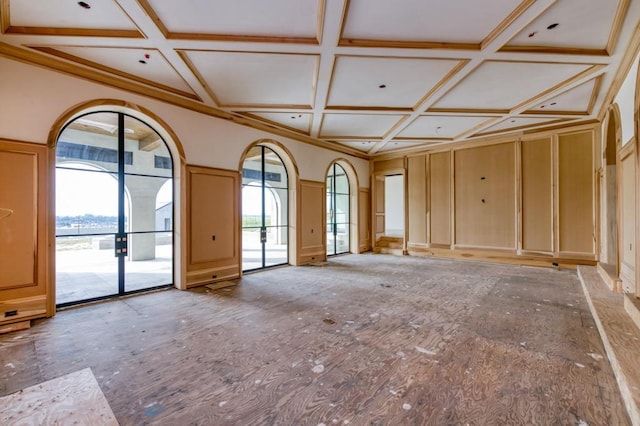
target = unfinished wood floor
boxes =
[0,254,630,425]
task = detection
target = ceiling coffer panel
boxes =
[31,46,197,99]
[6,0,140,35]
[327,56,464,109]
[241,112,313,135]
[143,0,322,41]
[398,115,495,139]
[341,0,527,46]
[505,0,626,52]
[479,117,568,135]
[527,78,600,114]
[320,114,406,138]
[431,61,593,111]
[181,51,318,108]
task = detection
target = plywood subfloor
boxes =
[0,368,117,425]
[0,254,630,425]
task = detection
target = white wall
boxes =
[614,52,639,146]
[0,57,369,186]
[384,175,404,236]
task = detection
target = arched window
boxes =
[326,163,350,255]
[55,112,174,306]
[241,145,289,270]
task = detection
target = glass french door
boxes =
[55,112,173,306]
[326,163,350,255]
[242,146,289,271]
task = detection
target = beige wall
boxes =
[0,57,369,185]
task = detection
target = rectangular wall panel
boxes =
[429,152,451,246]
[620,152,636,291]
[358,188,370,252]
[558,132,594,255]
[186,166,240,286]
[521,138,553,252]
[0,140,49,324]
[298,180,325,264]
[455,143,516,249]
[407,156,427,244]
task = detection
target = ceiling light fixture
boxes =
[528,32,537,38]
[138,60,147,64]
[547,23,559,30]
[77,1,91,9]
[378,84,386,89]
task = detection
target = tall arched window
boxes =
[55,112,174,306]
[326,163,350,255]
[241,145,289,270]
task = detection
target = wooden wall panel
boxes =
[373,158,404,173]
[358,188,370,252]
[521,138,553,252]
[455,143,516,249]
[620,152,636,291]
[374,175,385,239]
[298,180,325,264]
[0,140,49,324]
[407,156,427,244]
[558,131,594,255]
[429,152,451,246]
[186,166,240,287]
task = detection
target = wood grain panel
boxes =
[373,158,404,173]
[454,143,516,249]
[558,132,595,255]
[407,156,427,244]
[0,150,36,289]
[429,152,451,246]
[298,180,325,263]
[0,140,49,323]
[521,138,553,252]
[186,166,240,286]
[358,188,370,252]
[374,175,385,239]
[620,153,635,291]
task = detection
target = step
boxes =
[577,266,640,425]
[597,262,623,292]
[624,293,640,332]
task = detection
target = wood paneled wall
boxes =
[521,138,553,253]
[407,156,427,245]
[0,140,50,325]
[558,132,595,255]
[429,152,451,247]
[186,165,240,287]
[297,180,325,265]
[620,144,636,291]
[380,125,598,266]
[454,143,516,249]
[358,188,371,252]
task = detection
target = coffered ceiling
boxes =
[0,0,638,157]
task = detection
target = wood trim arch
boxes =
[47,99,186,163]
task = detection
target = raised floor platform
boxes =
[578,265,640,425]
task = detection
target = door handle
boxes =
[260,227,267,243]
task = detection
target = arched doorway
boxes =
[601,106,620,275]
[55,111,174,306]
[241,144,289,271]
[326,162,350,255]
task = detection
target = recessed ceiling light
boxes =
[528,31,537,38]
[77,1,91,9]
[550,102,557,106]
[540,105,545,109]
[511,119,516,123]
[547,23,559,30]
[378,84,386,89]
[139,60,147,64]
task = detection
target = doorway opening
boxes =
[326,162,350,256]
[241,145,289,271]
[55,111,174,306]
